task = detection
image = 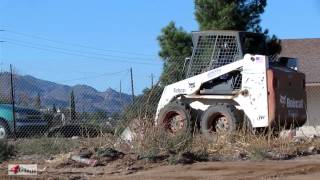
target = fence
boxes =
[0,56,319,149]
[0,58,186,140]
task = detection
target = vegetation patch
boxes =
[0,140,15,163]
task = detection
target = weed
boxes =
[13,138,80,156]
[0,140,15,163]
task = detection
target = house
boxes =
[280,39,320,135]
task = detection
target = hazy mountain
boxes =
[0,72,132,112]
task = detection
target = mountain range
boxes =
[0,72,132,112]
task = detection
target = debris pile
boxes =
[55,147,125,168]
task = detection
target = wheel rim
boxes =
[215,115,230,133]
[0,125,6,139]
[163,111,186,133]
[207,113,230,133]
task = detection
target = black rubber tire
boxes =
[0,121,9,140]
[240,114,254,134]
[157,101,192,135]
[200,104,239,139]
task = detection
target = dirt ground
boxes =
[2,154,320,180]
[104,156,320,180]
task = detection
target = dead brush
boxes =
[128,114,320,163]
[133,125,193,160]
[189,125,320,161]
[79,134,117,152]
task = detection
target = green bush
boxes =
[0,140,15,163]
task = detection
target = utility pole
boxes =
[130,68,134,102]
[0,36,5,73]
[151,73,154,88]
[10,64,16,139]
[119,80,122,106]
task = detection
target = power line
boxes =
[58,69,129,83]
[5,41,162,66]
[4,29,156,57]
[2,37,160,62]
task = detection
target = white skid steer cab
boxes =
[155,31,307,137]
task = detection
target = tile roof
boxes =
[280,39,320,84]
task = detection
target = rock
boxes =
[280,129,296,139]
[70,155,98,167]
[95,147,124,160]
[307,146,317,154]
[309,135,320,141]
[292,137,305,144]
[234,151,248,160]
[266,152,291,160]
[71,136,79,140]
[126,166,143,171]
[179,152,195,164]
[78,148,93,158]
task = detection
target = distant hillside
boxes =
[0,72,132,112]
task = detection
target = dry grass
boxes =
[192,131,320,161]
[133,126,192,159]
[10,134,117,157]
[132,122,320,163]
[5,119,320,165]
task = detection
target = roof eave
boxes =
[306,82,320,87]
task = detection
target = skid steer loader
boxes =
[155,31,307,137]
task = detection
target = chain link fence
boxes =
[0,56,319,157]
[0,57,187,140]
[0,61,319,136]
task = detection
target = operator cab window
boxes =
[241,33,267,55]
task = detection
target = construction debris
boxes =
[95,147,124,160]
[70,155,98,167]
[66,147,124,167]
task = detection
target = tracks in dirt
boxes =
[2,155,320,179]
[102,156,320,180]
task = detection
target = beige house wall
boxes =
[305,85,320,126]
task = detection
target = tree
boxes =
[158,21,193,59]
[157,22,193,85]
[70,90,76,122]
[34,93,41,110]
[52,103,57,112]
[194,0,267,32]
[194,0,281,55]
[18,93,30,107]
[122,0,281,128]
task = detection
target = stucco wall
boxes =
[305,86,320,126]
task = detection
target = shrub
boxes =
[0,140,15,163]
[134,125,193,160]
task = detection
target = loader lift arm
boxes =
[157,54,249,114]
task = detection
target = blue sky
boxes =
[0,0,319,94]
